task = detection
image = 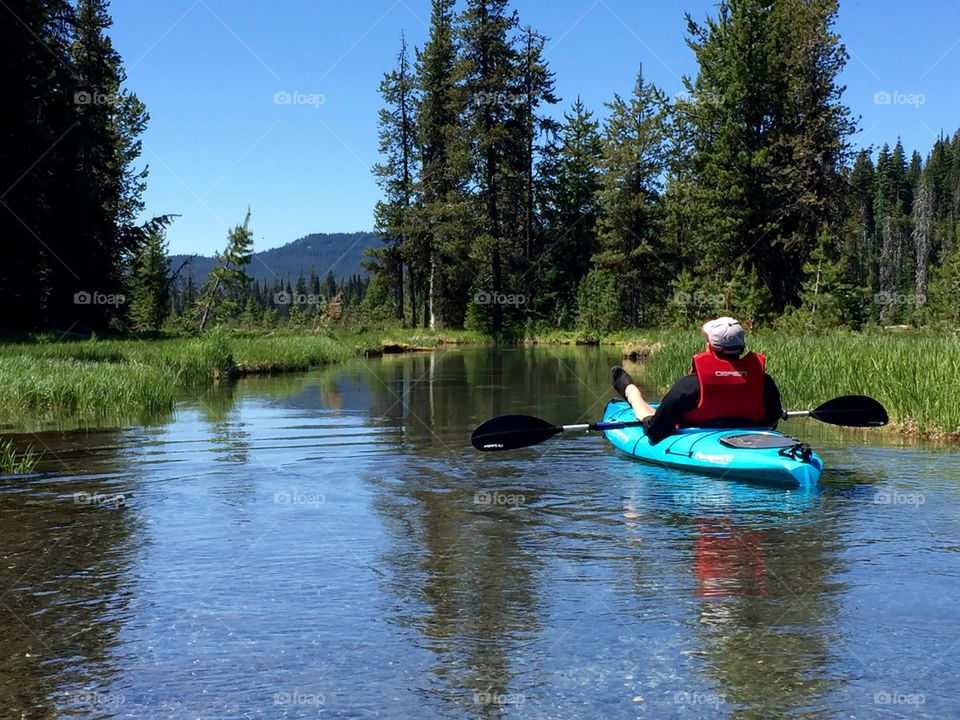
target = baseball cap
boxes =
[701,316,745,354]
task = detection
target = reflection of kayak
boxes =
[602,401,823,489]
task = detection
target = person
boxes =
[610,317,783,445]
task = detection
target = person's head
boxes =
[701,317,746,359]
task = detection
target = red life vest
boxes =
[681,350,767,426]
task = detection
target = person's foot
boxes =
[610,365,635,401]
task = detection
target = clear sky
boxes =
[109,0,960,256]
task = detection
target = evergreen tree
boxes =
[538,98,602,325]
[196,210,255,332]
[52,0,149,330]
[592,68,672,326]
[0,0,73,330]
[372,33,417,322]
[413,0,471,327]
[457,0,522,333]
[682,0,854,311]
[127,216,175,332]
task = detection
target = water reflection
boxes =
[0,428,137,717]
[0,347,956,718]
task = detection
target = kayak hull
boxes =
[602,401,823,489]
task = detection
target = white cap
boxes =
[701,316,745,354]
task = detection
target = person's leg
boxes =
[611,366,656,420]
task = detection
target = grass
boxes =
[1,326,956,439]
[0,326,487,426]
[621,328,960,440]
[0,438,41,474]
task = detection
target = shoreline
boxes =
[0,327,956,443]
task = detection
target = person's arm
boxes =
[642,375,700,444]
[762,374,783,428]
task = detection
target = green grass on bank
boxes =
[0,327,485,425]
[0,326,956,438]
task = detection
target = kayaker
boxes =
[610,317,783,444]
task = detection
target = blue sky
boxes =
[109,0,960,256]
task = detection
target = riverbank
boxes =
[0,327,484,429]
[1,326,956,441]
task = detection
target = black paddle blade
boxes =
[810,394,889,427]
[471,415,562,451]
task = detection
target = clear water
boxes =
[1,347,958,719]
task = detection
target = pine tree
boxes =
[874,141,912,322]
[457,0,522,334]
[682,0,854,312]
[196,210,255,332]
[51,0,149,330]
[127,217,175,332]
[538,98,602,325]
[0,0,73,329]
[592,67,672,326]
[372,33,417,322]
[413,0,471,328]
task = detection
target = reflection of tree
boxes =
[369,468,544,717]
[0,428,137,717]
[688,515,846,717]
[361,346,623,453]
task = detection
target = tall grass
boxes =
[0,328,468,425]
[0,438,41,474]
[631,329,960,438]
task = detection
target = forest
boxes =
[365,0,960,336]
[2,0,958,337]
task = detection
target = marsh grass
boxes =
[0,327,480,425]
[0,438,41,474]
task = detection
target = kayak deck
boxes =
[602,400,823,489]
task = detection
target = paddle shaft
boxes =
[562,420,645,433]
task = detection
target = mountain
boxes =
[168,232,378,285]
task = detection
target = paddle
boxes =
[781,394,888,427]
[471,394,888,452]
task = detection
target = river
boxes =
[1,346,957,719]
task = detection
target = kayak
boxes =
[601,400,823,489]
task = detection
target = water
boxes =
[1,347,958,719]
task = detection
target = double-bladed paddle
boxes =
[471,394,888,452]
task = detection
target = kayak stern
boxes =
[602,400,823,489]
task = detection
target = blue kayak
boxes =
[601,400,823,489]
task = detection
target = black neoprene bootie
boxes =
[610,366,634,401]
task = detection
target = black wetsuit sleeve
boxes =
[762,374,783,428]
[642,374,700,445]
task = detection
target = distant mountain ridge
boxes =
[168,231,377,285]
